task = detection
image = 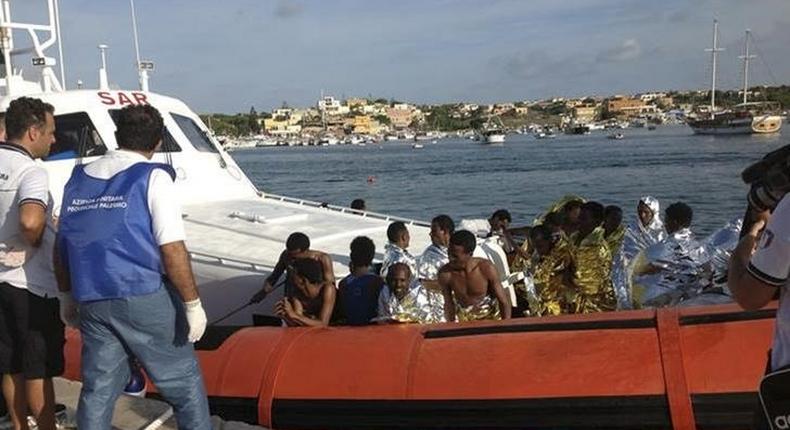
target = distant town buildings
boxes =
[239,86,746,140]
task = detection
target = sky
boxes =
[9,0,790,113]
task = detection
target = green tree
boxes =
[248,106,261,135]
[374,114,391,125]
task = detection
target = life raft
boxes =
[63,302,775,429]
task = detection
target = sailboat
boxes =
[688,23,783,135]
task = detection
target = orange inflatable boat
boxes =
[63,302,775,429]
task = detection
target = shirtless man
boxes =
[275,258,336,327]
[438,230,511,322]
[251,232,335,303]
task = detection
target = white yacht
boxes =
[0,1,520,326]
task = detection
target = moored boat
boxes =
[688,24,783,135]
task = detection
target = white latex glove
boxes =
[59,293,79,327]
[184,299,207,343]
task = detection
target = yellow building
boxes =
[264,109,303,136]
[605,97,645,116]
[352,115,381,135]
[573,105,599,123]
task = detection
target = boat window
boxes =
[109,110,181,153]
[171,114,218,153]
[45,112,107,161]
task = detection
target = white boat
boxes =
[0,1,522,326]
[483,131,506,144]
[412,143,424,149]
[607,132,625,140]
[480,115,506,144]
[534,130,556,140]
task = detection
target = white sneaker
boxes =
[0,414,12,430]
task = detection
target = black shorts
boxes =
[0,282,65,379]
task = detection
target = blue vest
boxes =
[57,162,176,302]
[339,273,380,326]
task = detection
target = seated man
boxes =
[439,230,512,321]
[376,263,436,324]
[459,209,527,265]
[561,200,584,236]
[603,205,625,255]
[337,236,383,325]
[633,202,708,308]
[380,221,416,278]
[415,215,455,322]
[611,196,666,309]
[251,232,335,303]
[528,225,574,316]
[275,258,336,327]
[568,201,615,313]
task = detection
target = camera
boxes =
[740,143,790,236]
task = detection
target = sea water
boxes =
[233,125,789,236]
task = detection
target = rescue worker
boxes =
[54,105,211,429]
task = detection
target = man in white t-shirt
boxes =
[729,197,790,369]
[0,97,60,430]
[729,195,790,428]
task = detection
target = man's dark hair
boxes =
[5,97,54,141]
[387,221,408,242]
[665,202,693,228]
[350,236,375,268]
[563,200,583,212]
[604,205,623,218]
[530,224,552,241]
[450,230,477,254]
[291,258,323,284]
[431,214,455,234]
[490,209,512,223]
[544,211,564,228]
[114,105,164,152]
[350,199,366,210]
[581,201,605,224]
[286,232,310,252]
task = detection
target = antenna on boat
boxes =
[704,19,724,111]
[129,0,152,92]
[98,44,109,90]
[53,0,65,88]
[0,0,14,94]
[739,29,755,104]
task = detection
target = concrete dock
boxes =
[53,378,267,430]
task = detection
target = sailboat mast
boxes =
[739,30,755,104]
[705,19,724,111]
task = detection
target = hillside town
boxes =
[203,85,790,148]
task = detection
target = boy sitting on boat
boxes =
[380,222,417,278]
[568,202,616,313]
[526,225,575,316]
[415,214,456,322]
[251,232,336,305]
[632,202,709,308]
[439,230,512,321]
[336,236,383,326]
[275,258,336,327]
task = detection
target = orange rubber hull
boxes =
[63,303,775,429]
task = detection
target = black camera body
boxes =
[740,143,790,236]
